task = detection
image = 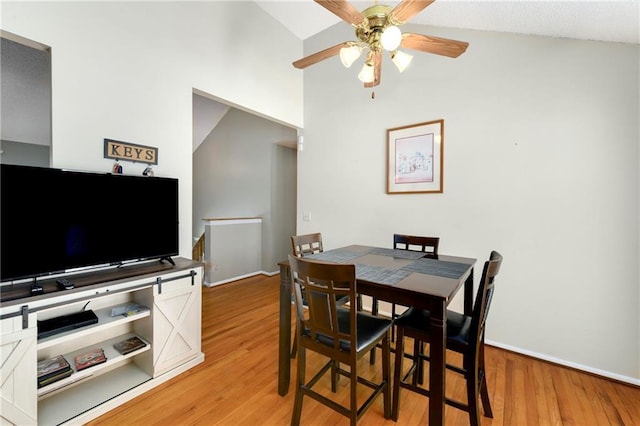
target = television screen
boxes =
[1,164,179,282]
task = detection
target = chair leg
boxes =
[416,341,425,385]
[369,297,379,365]
[480,370,493,418]
[290,331,297,358]
[392,326,406,421]
[331,360,339,392]
[465,357,481,426]
[291,345,305,426]
[350,358,358,426]
[411,338,421,386]
[478,343,493,418]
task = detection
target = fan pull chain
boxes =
[371,91,375,99]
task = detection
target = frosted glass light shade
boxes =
[339,45,362,68]
[392,50,413,72]
[381,26,402,51]
[357,63,375,83]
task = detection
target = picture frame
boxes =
[386,119,444,194]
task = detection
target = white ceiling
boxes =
[254,0,640,44]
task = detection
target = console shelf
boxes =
[37,306,150,351]
[0,257,204,426]
[38,333,151,398]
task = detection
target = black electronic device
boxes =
[37,310,99,339]
[1,164,179,283]
[56,278,75,290]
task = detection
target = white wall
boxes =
[1,1,303,261]
[298,23,639,383]
[192,94,230,152]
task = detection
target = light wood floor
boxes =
[89,273,640,425]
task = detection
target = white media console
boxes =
[0,257,204,425]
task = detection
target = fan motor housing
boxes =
[356,4,393,50]
[363,4,392,28]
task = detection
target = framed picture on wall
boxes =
[386,119,444,194]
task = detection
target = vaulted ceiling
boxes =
[255,0,639,44]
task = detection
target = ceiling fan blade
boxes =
[293,42,350,69]
[390,0,435,24]
[314,0,366,26]
[364,51,381,88]
[401,33,469,58]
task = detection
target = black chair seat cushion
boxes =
[306,308,392,352]
[395,307,472,347]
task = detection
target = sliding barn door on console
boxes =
[0,314,38,425]
[152,275,202,376]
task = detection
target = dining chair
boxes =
[390,234,440,332]
[370,234,439,364]
[391,251,503,426]
[290,233,324,358]
[290,233,357,358]
[291,232,324,258]
[288,255,392,426]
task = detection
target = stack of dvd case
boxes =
[37,355,72,388]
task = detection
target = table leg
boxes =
[429,300,446,426]
[278,263,292,396]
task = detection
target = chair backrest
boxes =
[469,251,503,351]
[288,254,357,354]
[393,234,440,255]
[291,233,324,258]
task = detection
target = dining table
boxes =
[277,244,476,426]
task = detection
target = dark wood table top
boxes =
[303,244,476,307]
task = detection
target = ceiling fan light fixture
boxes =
[391,50,413,72]
[291,0,470,89]
[339,45,362,68]
[358,62,375,83]
[381,25,402,51]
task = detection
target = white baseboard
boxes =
[203,271,262,287]
[203,270,279,287]
[486,339,640,387]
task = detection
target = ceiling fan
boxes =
[292,0,469,88]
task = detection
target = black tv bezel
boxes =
[0,163,180,284]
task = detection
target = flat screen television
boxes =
[1,164,179,283]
